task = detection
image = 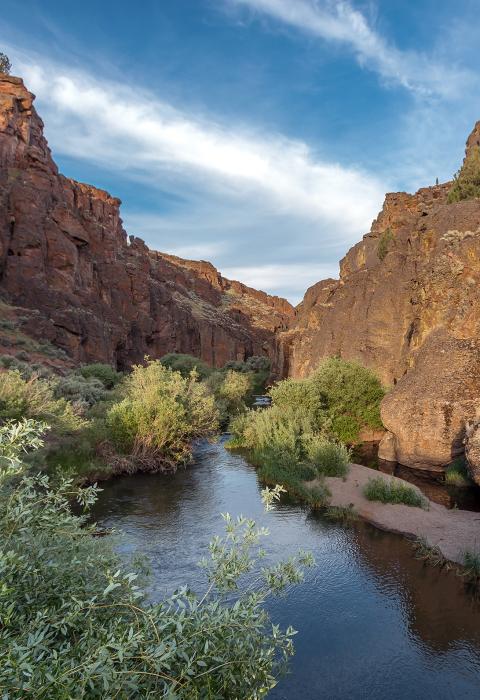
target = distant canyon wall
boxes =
[0,75,293,371]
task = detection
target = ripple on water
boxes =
[91,438,480,700]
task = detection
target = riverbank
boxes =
[91,438,480,698]
[316,463,480,565]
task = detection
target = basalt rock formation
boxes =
[2,72,480,479]
[282,124,480,475]
[0,75,293,370]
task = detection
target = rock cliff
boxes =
[2,72,480,477]
[0,75,293,370]
[282,125,480,472]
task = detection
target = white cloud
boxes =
[7,46,387,301]
[221,262,338,303]
[15,54,384,231]
[226,0,470,98]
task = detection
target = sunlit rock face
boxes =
[0,75,293,370]
[281,124,480,470]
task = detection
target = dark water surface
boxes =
[91,438,480,699]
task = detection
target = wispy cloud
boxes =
[6,46,386,301]
[220,262,339,303]
[226,0,470,97]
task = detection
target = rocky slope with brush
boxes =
[0,75,293,370]
[281,124,480,475]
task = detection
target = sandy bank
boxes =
[321,463,480,565]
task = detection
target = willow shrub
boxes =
[106,359,218,466]
[228,406,345,507]
[0,369,82,433]
[160,352,212,380]
[0,420,313,698]
[270,357,385,443]
[206,369,253,426]
[77,362,123,389]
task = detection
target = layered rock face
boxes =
[0,75,293,370]
[282,126,480,471]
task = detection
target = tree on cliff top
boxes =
[448,146,480,203]
[0,52,11,75]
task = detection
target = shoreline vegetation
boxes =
[2,351,479,567]
[0,419,314,697]
[2,351,480,696]
[0,353,271,484]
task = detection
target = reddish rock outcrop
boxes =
[282,125,480,472]
[0,75,293,370]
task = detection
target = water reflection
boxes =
[352,442,480,511]
[92,438,480,699]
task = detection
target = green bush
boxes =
[160,352,212,380]
[445,457,471,487]
[363,476,426,508]
[0,420,313,698]
[269,377,327,425]
[0,370,81,433]
[231,404,313,456]
[270,357,384,443]
[106,360,218,466]
[448,146,480,203]
[308,357,384,441]
[304,434,350,477]
[53,374,107,409]
[222,356,271,396]
[78,363,122,389]
[207,369,252,425]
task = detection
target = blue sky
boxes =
[1,0,479,302]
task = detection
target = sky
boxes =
[1,1,479,303]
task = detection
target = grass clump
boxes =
[413,538,449,569]
[462,550,480,582]
[364,476,426,508]
[448,146,480,203]
[304,434,350,477]
[445,457,471,487]
[324,504,358,523]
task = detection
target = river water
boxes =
[91,437,480,699]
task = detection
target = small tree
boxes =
[0,52,11,75]
[448,146,480,203]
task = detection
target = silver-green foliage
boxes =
[0,51,11,74]
[0,421,312,698]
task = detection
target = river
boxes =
[91,436,480,699]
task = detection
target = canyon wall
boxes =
[2,71,480,474]
[0,75,293,370]
[282,123,480,470]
